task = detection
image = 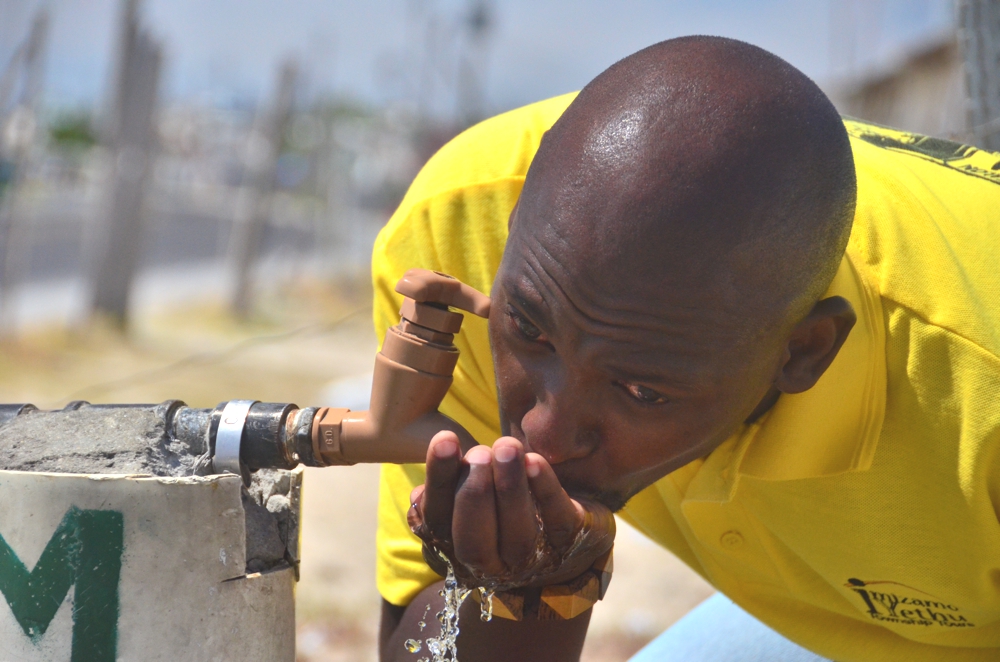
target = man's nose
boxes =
[519,376,599,466]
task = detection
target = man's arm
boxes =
[379,590,591,662]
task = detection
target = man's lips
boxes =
[524,453,607,500]
[502,417,620,501]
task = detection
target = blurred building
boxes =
[830,36,966,141]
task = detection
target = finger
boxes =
[453,445,503,575]
[421,430,462,542]
[525,453,584,551]
[407,484,426,531]
[491,437,539,568]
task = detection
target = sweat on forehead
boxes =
[511,36,856,321]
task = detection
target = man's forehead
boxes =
[507,204,739,306]
[500,234,751,347]
[499,266,751,392]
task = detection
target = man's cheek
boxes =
[495,361,527,415]
[491,332,520,387]
[490,337,515,424]
[493,354,534,434]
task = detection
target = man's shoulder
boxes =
[373,93,576,298]
[372,94,576,335]
[847,119,1000,359]
[396,93,577,212]
[845,118,1000,189]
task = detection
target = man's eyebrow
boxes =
[600,347,716,393]
[506,281,552,328]
[612,365,676,381]
[606,361,700,387]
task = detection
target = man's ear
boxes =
[774,296,856,394]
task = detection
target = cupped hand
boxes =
[407,430,615,589]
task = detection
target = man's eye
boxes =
[507,308,543,340]
[620,382,668,405]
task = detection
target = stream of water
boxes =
[405,556,501,662]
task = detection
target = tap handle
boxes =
[395,269,491,318]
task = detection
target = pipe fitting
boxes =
[311,407,352,466]
[306,269,490,466]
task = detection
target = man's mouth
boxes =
[540,459,631,513]
[500,413,632,511]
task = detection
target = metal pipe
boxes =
[0,399,320,478]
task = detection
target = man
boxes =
[373,37,1000,661]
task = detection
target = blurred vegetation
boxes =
[0,160,14,200]
[49,111,98,150]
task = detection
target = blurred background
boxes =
[0,1,995,660]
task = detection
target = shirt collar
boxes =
[736,250,887,481]
[672,251,887,506]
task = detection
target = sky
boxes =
[1,0,956,118]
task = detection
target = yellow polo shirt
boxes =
[371,93,1000,661]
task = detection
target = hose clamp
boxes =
[214,399,258,476]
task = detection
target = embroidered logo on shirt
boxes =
[845,578,975,628]
[844,119,1000,187]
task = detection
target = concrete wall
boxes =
[0,470,298,662]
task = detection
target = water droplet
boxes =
[478,587,495,622]
[418,620,427,631]
[404,639,422,653]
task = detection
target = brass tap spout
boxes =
[311,270,490,465]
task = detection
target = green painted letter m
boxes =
[0,507,123,661]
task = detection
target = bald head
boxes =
[488,38,859,508]
[515,36,856,337]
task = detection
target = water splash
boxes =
[422,555,471,661]
[404,639,423,653]
[478,587,495,622]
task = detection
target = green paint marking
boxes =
[0,507,123,661]
[0,510,81,641]
[72,510,124,662]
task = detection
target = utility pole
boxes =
[0,8,48,117]
[0,8,49,329]
[90,0,162,327]
[959,0,1000,150]
[228,59,297,318]
[455,0,494,127]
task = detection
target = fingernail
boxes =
[494,445,518,463]
[525,456,541,478]
[433,439,458,458]
[466,445,492,465]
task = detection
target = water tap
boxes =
[309,269,490,465]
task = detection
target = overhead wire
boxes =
[59,306,368,403]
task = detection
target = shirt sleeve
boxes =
[370,173,521,607]
[371,94,575,606]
